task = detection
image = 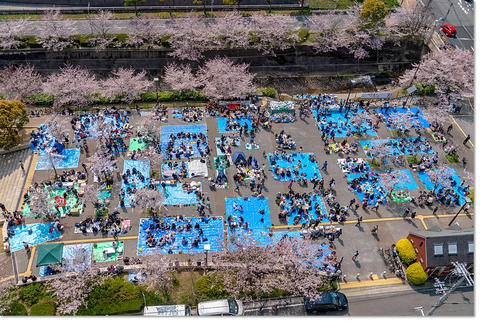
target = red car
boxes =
[442,24,457,37]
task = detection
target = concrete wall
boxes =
[4,0,297,7]
[0,41,423,78]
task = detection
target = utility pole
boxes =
[448,202,466,226]
[427,276,465,315]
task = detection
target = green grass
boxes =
[406,156,418,165]
[18,283,48,307]
[29,298,56,316]
[309,0,355,9]
[368,158,381,167]
[445,154,460,163]
[3,300,28,316]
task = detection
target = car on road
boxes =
[442,24,457,37]
[197,299,244,316]
[304,292,348,313]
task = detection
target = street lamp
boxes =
[204,244,211,269]
[153,77,159,108]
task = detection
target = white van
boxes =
[197,299,244,316]
[143,305,191,316]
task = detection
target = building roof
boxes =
[408,228,474,268]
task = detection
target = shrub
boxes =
[30,298,56,316]
[368,158,381,167]
[24,94,54,106]
[396,239,417,266]
[77,277,144,315]
[18,283,47,307]
[3,300,27,316]
[406,156,418,164]
[445,154,460,163]
[194,274,228,302]
[297,28,310,42]
[256,88,277,98]
[406,262,428,285]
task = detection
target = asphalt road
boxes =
[418,0,474,51]
[334,287,474,316]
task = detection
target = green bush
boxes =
[445,154,460,163]
[194,274,228,302]
[24,94,54,106]
[30,298,56,316]
[406,156,418,164]
[257,88,277,98]
[406,262,428,285]
[140,90,207,103]
[3,300,27,316]
[77,277,144,315]
[396,239,417,266]
[297,28,310,42]
[18,283,47,307]
[368,158,381,167]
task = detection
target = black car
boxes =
[304,292,348,313]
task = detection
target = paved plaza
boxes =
[0,96,474,287]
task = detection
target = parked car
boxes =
[197,299,244,316]
[441,24,457,37]
[143,305,191,316]
[304,292,348,313]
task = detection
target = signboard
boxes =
[361,93,394,99]
[407,85,417,94]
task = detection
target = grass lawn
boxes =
[309,0,355,9]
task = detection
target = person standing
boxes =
[19,161,25,172]
[352,250,359,261]
[321,161,328,171]
[463,134,471,145]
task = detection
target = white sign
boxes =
[407,85,417,94]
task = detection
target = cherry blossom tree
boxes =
[210,11,251,50]
[384,108,416,133]
[0,18,28,49]
[88,10,115,49]
[102,67,153,104]
[162,63,199,93]
[424,166,453,190]
[422,96,451,130]
[366,140,391,161]
[165,16,210,61]
[306,14,353,53]
[379,169,412,195]
[139,118,162,139]
[196,58,255,100]
[132,187,165,210]
[135,148,163,167]
[47,266,110,315]
[249,14,300,54]
[42,65,100,109]
[85,151,116,177]
[36,9,75,51]
[399,49,474,99]
[211,232,332,300]
[386,4,430,37]
[0,64,42,101]
[126,15,159,48]
[27,186,57,218]
[135,254,175,294]
[82,183,102,207]
[349,110,373,134]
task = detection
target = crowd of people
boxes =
[163,131,210,159]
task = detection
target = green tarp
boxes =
[36,243,64,267]
[129,138,148,151]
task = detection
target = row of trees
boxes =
[0,58,255,108]
[1,4,429,60]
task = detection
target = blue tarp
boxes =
[268,153,322,181]
[9,223,61,252]
[160,124,208,159]
[417,168,469,206]
[62,243,92,272]
[160,183,201,206]
[379,107,430,129]
[281,194,329,225]
[217,117,252,133]
[30,124,55,151]
[161,162,188,179]
[361,138,434,157]
[36,149,80,170]
[137,217,224,255]
[313,108,377,137]
[119,160,150,207]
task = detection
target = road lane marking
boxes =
[450,115,474,147]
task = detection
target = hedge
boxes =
[406,262,428,285]
[29,298,56,316]
[77,277,144,315]
[256,88,277,98]
[18,283,48,307]
[3,300,27,316]
[396,239,417,266]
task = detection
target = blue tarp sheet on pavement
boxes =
[160,124,208,159]
[9,223,61,252]
[119,160,150,207]
[217,118,252,133]
[417,168,469,206]
[160,183,201,206]
[36,149,80,170]
[361,138,434,157]
[379,107,430,129]
[268,153,322,181]
[137,217,224,255]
